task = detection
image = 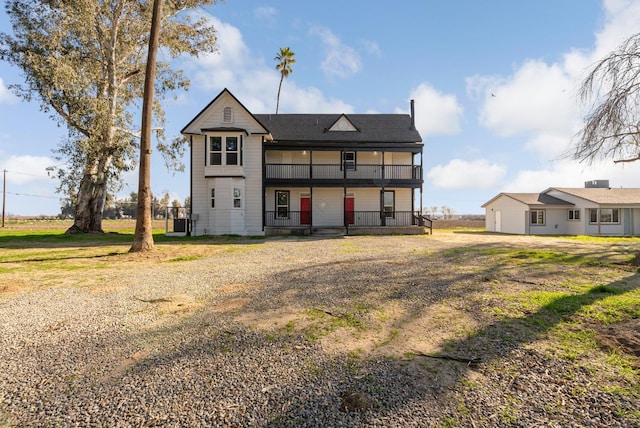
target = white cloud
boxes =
[503,158,640,193]
[254,6,277,25]
[398,83,463,138]
[0,77,17,104]
[470,60,578,138]
[428,159,507,190]
[360,39,381,57]
[470,0,640,165]
[309,26,362,78]
[0,155,55,184]
[191,16,253,90]
[594,0,640,56]
[188,15,354,114]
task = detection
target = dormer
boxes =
[328,114,359,132]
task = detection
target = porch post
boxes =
[262,136,266,232]
[309,150,313,234]
[381,151,386,227]
[344,186,349,234]
[420,152,423,215]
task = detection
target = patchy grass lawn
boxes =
[1,222,639,425]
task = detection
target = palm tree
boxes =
[275,47,295,114]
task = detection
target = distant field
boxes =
[431,219,485,229]
[1,218,486,232]
[0,219,167,232]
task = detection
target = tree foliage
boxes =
[0,0,218,233]
[275,46,295,114]
[576,33,640,164]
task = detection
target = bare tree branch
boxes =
[575,33,640,165]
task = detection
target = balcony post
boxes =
[262,137,266,231]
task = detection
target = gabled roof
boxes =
[547,187,640,205]
[180,88,269,135]
[254,113,422,143]
[482,192,573,208]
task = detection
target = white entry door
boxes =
[495,211,502,232]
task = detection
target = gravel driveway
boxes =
[0,233,638,427]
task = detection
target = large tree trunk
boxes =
[65,160,108,234]
[130,0,162,252]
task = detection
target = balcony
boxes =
[264,163,422,187]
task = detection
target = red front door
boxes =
[345,197,354,225]
[300,197,311,225]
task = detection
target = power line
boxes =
[0,190,62,200]
[3,170,52,179]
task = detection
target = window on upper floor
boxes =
[208,135,242,166]
[530,209,545,225]
[209,136,222,165]
[223,107,233,123]
[226,137,239,165]
[342,151,356,170]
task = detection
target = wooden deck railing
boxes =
[264,164,421,181]
[265,210,430,230]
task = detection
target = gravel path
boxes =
[0,234,638,427]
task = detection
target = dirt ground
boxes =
[594,318,640,367]
[1,225,638,370]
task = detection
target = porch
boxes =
[264,210,432,236]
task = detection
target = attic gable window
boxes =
[222,107,233,123]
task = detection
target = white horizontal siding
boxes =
[243,135,264,235]
[184,92,267,135]
[191,134,209,236]
[484,196,527,234]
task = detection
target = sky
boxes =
[2,0,640,216]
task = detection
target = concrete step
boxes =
[311,228,346,236]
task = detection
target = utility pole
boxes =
[2,170,6,227]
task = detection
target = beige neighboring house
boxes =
[482,182,640,236]
[180,88,425,236]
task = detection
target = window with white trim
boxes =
[342,151,356,170]
[208,135,242,166]
[530,209,545,225]
[210,188,215,208]
[275,190,289,218]
[226,137,239,165]
[209,136,222,165]
[383,190,395,218]
[590,208,619,224]
[233,188,242,208]
[568,209,580,221]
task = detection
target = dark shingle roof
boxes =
[254,114,422,143]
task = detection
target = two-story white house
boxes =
[180,89,425,236]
